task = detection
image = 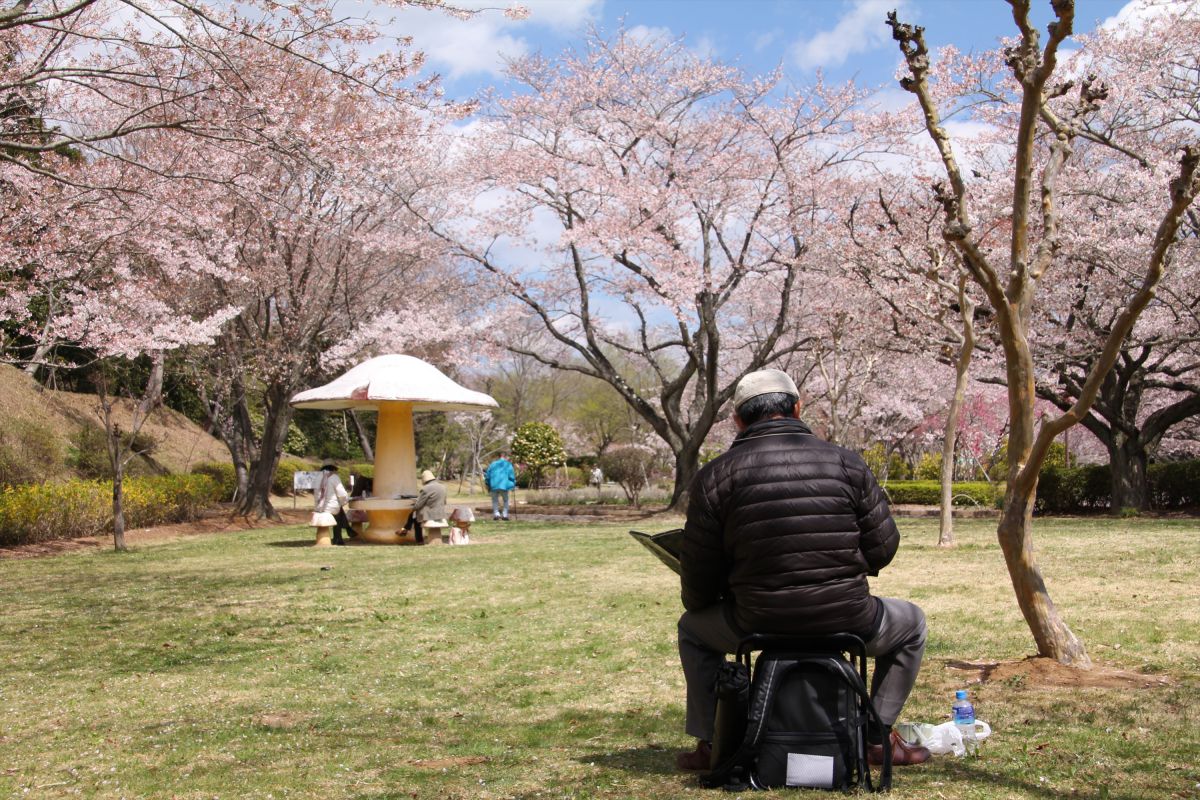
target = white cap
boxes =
[420,470,437,484]
[733,369,799,410]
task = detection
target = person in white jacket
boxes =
[311,461,350,546]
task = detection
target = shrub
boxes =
[511,422,566,489]
[346,462,374,480]
[1148,460,1200,509]
[990,439,1068,482]
[0,419,62,487]
[274,458,317,496]
[192,461,238,501]
[882,480,999,507]
[564,466,588,489]
[0,474,221,547]
[1034,464,1110,513]
[1032,459,1200,513]
[914,452,942,481]
[599,446,657,509]
[862,444,912,481]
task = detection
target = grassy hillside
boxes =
[0,362,229,479]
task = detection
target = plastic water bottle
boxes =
[952,689,978,756]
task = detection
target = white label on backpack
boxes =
[786,752,834,789]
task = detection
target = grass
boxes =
[1,515,1198,799]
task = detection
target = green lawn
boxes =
[2,515,1198,799]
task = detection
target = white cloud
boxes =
[519,0,603,31]
[789,0,907,71]
[863,86,914,114]
[626,24,675,45]
[379,0,602,80]
[692,34,717,61]
[1099,0,1191,31]
[753,31,779,53]
[625,24,715,62]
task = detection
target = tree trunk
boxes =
[111,468,127,552]
[940,277,976,547]
[97,353,164,552]
[997,482,1091,666]
[236,383,293,520]
[669,437,704,512]
[1109,435,1149,513]
[999,331,1091,665]
[938,403,962,548]
[349,409,375,461]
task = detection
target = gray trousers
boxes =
[490,490,510,518]
[678,598,927,741]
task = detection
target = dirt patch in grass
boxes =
[0,505,310,560]
[254,712,313,730]
[947,657,1171,689]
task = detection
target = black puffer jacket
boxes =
[681,417,899,638]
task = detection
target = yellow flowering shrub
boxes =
[0,474,220,547]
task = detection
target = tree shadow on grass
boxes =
[577,743,678,776]
[265,539,316,548]
[932,755,1147,800]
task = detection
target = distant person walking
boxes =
[485,452,517,521]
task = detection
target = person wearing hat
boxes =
[674,369,930,771]
[311,461,350,546]
[405,469,448,544]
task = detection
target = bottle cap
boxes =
[955,690,968,699]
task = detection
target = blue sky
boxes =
[383,0,1136,100]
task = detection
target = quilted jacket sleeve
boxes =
[849,453,900,576]
[680,471,727,612]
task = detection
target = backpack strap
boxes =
[826,654,892,793]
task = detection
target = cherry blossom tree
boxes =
[0,154,239,549]
[845,181,995,546]
[0,0,525,179]
[1022,10,1200,509]
[1,3,521,532]
[175,64,482,519]
[428,30,879,508]
[889,0,1200,665]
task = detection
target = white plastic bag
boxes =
[895,720,991,756]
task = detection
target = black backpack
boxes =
[701,634,892,793]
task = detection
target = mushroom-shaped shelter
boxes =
[290,354,498,544]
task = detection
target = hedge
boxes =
[881,480,1000,507]
[1034,464,1111,513]
[1148,460,1200,509]
[1035,459,1200,513]
[0,474,221,547]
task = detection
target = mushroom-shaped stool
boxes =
[290,355,498,544]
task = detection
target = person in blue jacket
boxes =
[485,452,517,521]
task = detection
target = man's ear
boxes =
[733,412,747,432]
[792,400,802,418]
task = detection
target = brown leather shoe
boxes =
[675,739,712,771]
[868,729,932,766]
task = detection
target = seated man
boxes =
[676,369,930,771]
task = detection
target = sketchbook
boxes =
[628,528,684,575]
